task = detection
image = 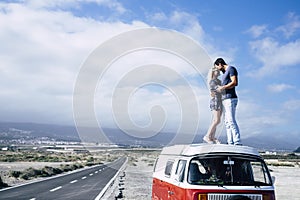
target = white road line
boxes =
[95,171,98,174]
[89,173,93,176]
[70,180,78,184]
[0,164,102,193]
[82,176,87,179]
[94,158,128,200]
[50,186,62,192]
[29,198,36,200]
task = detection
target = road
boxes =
[0,157,126,200]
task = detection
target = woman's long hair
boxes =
[206,67,218,88]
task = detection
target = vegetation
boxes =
[0,151,84,162]
[0,176,9,189]
[9,163,85,180]
[262,153,300,161]
[266,162,295,167]
[262,152,300,167]
[0,149,109,188]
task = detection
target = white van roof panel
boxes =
[160,144,260,157]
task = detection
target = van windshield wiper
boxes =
[254,183,261,188]
[254,181,269,187]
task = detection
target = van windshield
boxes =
[188,155,272,186]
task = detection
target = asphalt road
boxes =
[0,157,126,200]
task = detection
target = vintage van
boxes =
[152,144,275,200]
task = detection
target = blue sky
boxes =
[0,0,300,146]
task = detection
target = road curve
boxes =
[0,157,126,200]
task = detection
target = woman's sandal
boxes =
[203,135,214,144]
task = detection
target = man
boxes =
[215,58,241,145]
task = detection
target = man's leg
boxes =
[223,99,233,145]
[223,98,241,145]
[231,99,241,144]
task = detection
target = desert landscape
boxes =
[1,149,299,200]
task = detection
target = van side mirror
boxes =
[271,176,276,184]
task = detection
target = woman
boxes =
[203,67,222,144]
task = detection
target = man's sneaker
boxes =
[213,138,221,144]
[234,143,243,146]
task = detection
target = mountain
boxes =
[0,122,80,142]
[241,133,299,151]
[294,147,300,153]
[0,121,298,151]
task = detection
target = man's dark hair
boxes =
[214,58,227,66]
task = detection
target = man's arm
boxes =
[217,75,237,92]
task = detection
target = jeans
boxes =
[222,98,241,145]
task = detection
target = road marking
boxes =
[82,176,87,179]
[95,158,127,200]
[89,173,93,176]
[70,180,78,184]
[50,186,62,192]
[29,198,36,200]
[95,171,98,174]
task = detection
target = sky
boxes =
[0,0,300,145]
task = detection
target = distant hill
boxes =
[294,147,300,153]
[241,133,299,151]
[0,121,298,151]
[192,132,299,151]
[0,122,80,142]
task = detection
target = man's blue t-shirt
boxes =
[222,66,238,99]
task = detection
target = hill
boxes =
[0,122,80,142]
[0,122,298,151]
[294,147,300,153]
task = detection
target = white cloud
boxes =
[283,99,300,111]
[248,37,300,77]
[26,0,126,14]
[246,24,268,38]
[212,26,223,32]
[276,12,300,38]
[95,82,211,133]
[151,12,168,22]
[0,1,146,124]
[267,83,294,93]
[147,10,206,45]
[146,10,235,66]
[89,45,212,132]
[237,100,287,137]
[247,13,300,78]
[170,11,206,43]
[0,1,215,134]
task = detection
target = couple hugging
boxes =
[203,58,241,145]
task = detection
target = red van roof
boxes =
[160,143,260,157]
